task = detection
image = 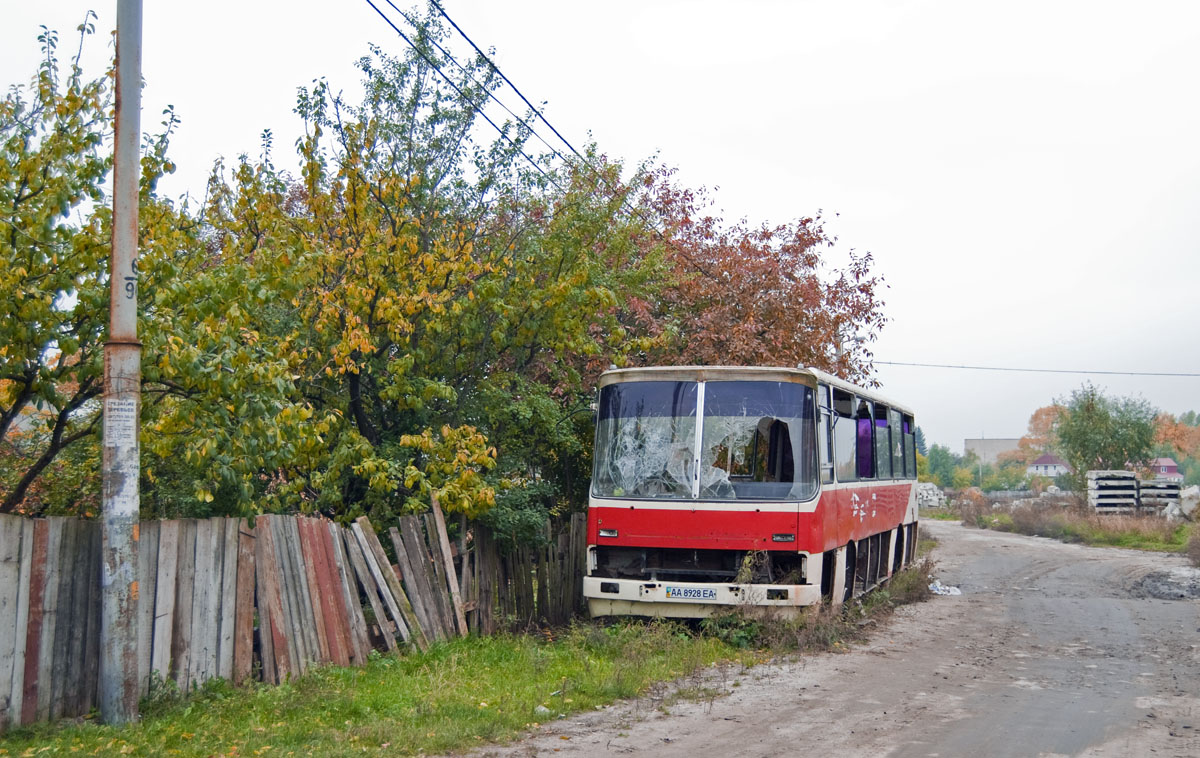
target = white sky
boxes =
[4,0,1198,454]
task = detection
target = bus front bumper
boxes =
[583,576,823,619]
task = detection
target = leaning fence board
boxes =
[312,519,352,667]
[284,516,319,673]
[398,517,446,643]
[418,513,456,639]
[8,518,32,728]
[269,515,305,676]
[326,521,370,665]
[389,526,438,644]
[430,501,468,637]
[341,525,397,652]
[233,521,255,685]
[398,516,449,640]
[304,520,341,666]
[351,520,416,649]
[297,519,332,666]
[359,518,424,649]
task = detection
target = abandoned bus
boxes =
[583,366,919,617]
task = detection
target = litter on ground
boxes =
[929,579,962,596]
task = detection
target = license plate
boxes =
[664,586,717,600]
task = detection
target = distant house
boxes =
[1149,457,1183,482]
[1027,453,1070,478]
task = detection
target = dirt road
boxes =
[476,520,1200,758]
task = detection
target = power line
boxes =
[361,0,561,190]
[875,361,1200,378]
[381,0,572,166]
[427,0,586,165]
[422,0,663,237]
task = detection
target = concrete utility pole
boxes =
[100,0,143,725]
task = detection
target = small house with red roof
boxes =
[1149,457,1183,482]
[1027,453,1071,478]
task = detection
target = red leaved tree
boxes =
[625,168,886,381]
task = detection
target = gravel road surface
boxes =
[473,520,1200,758]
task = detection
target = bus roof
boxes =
[598,365,915,416]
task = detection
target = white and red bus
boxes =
[583,365,919,617]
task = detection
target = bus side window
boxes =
[903,414,917,479]
[817,384,834,484]
[833,388,857,482]
[874,403,892,479]
[856,399,875,480]
[889,408,904,479]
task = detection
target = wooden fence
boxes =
[0,509,587,732]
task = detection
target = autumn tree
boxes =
[1,22,312,516]
[1000,404,1063,466]
[627,171,886,380]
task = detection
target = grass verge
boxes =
[0,624,748,757]
[961,501,1196,554]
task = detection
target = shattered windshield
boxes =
[592,378,817,502]
[700,381,817,501]
[592,381,697,499]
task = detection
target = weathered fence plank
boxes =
[233,521,255,685]
[137,520,160,696]
[19,518,47,725]
[0,516,27,729]
[388,526,437,644]
[150,520,179,685]
[309,519,350,667]
[418,513,455,639]
[430,499,468,636]
[38,517,65,721]
[341,525,397,652]
[397,516,449,640]
[297,519,331,666]
[351,519,417,650]
[326,521,370,665]
[282,516,318,673]
[217,518,239,681]
[171,520,196,692]
[253,515,288,685]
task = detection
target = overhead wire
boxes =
[360,0,563,191]
[427,0,586,165]
[874,361,1200,378]
[381,0,573,166]
[423,0,663,237]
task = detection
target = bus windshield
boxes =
[592,379,817,501]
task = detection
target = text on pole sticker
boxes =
[105,398,138,445]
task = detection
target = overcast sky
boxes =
[4,1,1198,454]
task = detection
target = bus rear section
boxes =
[582,366,919,618]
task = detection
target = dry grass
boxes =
[700,557,935,652]
[962,501,1193,553]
